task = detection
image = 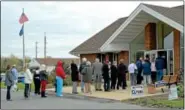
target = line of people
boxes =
[70,58,128,93]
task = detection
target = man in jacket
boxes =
[136,57,143,84]
[155,54,165,81]
[55,60,66,97]
[102,61,110,92]
[117,59,127,90]
[11,65,19,92]
[142,57,151,85]
[92,58,103,91]
[24,64,33,99]
[79,58,87,92]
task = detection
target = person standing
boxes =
[142,57,151,85]
[24,64,33,99]
[110,61,117,90]
[79,58,87,92]
[11,65,19,92]
[55,60,66,97]
[136,57,143,84]
[155,54,165,81]
[151,58,157,84]
[71,60,79,94]
[82,61,93,94]
[5,65,14,101]
[117,59,127,90]
[128,61,137,86]
[92,58,103,91]
[39,65,48,98]
[102,61,110,92]
[33,67,41,95]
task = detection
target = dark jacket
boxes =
[71,63,79,81]
[111,65,117,79]
[40,70,48,81]
[117,63,127,75]
[79,62,86,74]
[142,60,151,75]
[33,70,40,80]
[102,63,109,80]
[136,60,142,71]
[155,57,165,70]
[5,70,14,86]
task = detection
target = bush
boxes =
[177,84,184,98]
[63,76,72,86]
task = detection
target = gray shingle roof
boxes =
[143,4,184,25]
[70,17,128,54]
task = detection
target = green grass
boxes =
[122,95,184,108]
[0,82,35,90]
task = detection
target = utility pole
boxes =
[44,32,47,68]
[35,41,38,59]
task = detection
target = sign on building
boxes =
[168,85,178,100]
[131,85,144,98]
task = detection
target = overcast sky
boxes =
[1,1,183,58]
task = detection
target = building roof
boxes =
[143,4,184,25]
[69,17,128,55]
[35,58,79,66]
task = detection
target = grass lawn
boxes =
[122,94,184,109]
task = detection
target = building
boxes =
[70,3,184,77]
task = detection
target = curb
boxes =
[46,91,120,103]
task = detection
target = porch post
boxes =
[173,29,180,75]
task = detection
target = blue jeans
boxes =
[157,70,163,81]
[56,76,63,96]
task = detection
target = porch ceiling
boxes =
[111,11,159,44]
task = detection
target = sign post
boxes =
[131,85,144,98]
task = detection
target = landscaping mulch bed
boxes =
[122,94,184,109]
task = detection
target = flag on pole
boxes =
[19,12,29,24]
[19,25,24,36]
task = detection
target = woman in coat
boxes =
[71,60,79,94]
[82,61,92,94]
[39,64,48,98]
[5,65,14,101]
[24,64,33,99]
[33,67,40,95]
[55,60,66,97]
[110,61,117,90]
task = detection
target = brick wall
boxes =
[173,29,180,75]
[118,51,129,66]
[80,54,97,63]
[145,23,157,50]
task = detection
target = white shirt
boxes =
[24,69,33,84]
[151,62,156,72]
[128,63,137,74]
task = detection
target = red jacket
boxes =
[56,60,66,79]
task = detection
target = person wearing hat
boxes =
[11,64,19,92]
[39,64,48,98]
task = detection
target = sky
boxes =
[1,1,183,58]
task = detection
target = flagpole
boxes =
[22,8,25,69]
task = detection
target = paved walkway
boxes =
[47,84,169,101]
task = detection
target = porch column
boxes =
[145,23,157,50]
[173,29,180,75]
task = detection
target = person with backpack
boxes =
[136,57,143,84]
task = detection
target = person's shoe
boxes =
[122,87,126,90]
[95,89,99,91]
[99,89,103,91]
[7,99,12,101]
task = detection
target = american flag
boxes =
[19,12,29,24]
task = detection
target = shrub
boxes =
[177,84,184,98]
[63,76,72,86]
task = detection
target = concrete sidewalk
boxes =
[47,84,169,101]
